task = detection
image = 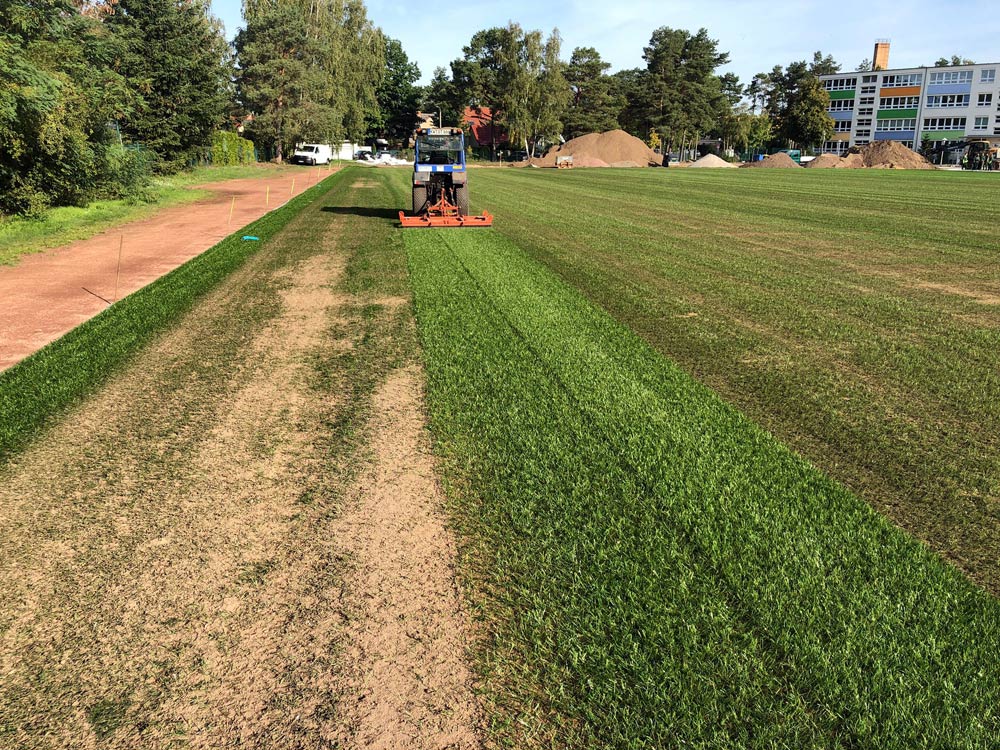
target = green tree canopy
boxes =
[564,46,624,139]
[106,0,230,171]
[641,27,731,153]
[373,37,420,142]
[0,0,142,215]
[934,55,975,66]
[236,0,385,160]
[755,52,837,148]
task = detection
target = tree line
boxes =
[0,0,391,217]
[2,1,979,218]
[421,25,845,161]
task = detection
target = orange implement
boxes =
[398,193,493,228]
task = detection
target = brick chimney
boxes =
[873,40,890,71]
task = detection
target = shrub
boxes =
[211,131,257,166]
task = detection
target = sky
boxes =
[209,0,998,86]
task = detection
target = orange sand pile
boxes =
[532,130,662,168]
[740,152,801,168]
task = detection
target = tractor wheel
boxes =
[455,184,470,216]
[412,185,428,215]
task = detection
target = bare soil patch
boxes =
[329,366,481,749]
[0,166,335,371]
[0,181,481,748]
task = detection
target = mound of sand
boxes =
[532,129,662,168]
[836,153,865,168]
[688,153,737,168]
[804,154,843,168]
[740,152,801,168]
[851,141,934,169]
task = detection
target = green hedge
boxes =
[0,170,345,464]
[211,130,257,166]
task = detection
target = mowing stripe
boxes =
[0,170,350,464]
[405,225,1000,748]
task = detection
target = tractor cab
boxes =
[415,130,466,168]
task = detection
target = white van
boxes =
[290,143,333,165]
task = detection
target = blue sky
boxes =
[210,0,998,86]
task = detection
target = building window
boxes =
[860,96,875,105]
[922,117,967,130]
[856,119,873,127]
[925,94,970,108]
[879,96,919,109]
[862,75,877,83]
[855,129,871,137]
[978,93,993,106]
[981,69,996,83]
[828,99,855,111]
[882,73,922,87]
[855,139,870,145]
[833,121,852,132]
[822,77,858,91]
[860,85,877,94]
[857,108,874,116]
[876,118,916,131]
[929,70,973,85]
[974,117,989,129]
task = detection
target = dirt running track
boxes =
[0,166,333,371]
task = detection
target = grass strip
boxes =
[405,226,1000,749]
[0,170,349,464]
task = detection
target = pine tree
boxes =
[564,47,623,139]
[107,0,230,171]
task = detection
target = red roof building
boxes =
[463,107,509,147]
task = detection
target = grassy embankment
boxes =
[0,163,319,265]
[0,168,341,463]
[405,217,1000,748]
[472,167,1000,595]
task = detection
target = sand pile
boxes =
[741,152,801,168]
[532,129,662,168]
[804,154,842,168]
[851,141,934,169]
[688,153,737,168]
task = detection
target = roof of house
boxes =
[463,107,509,146]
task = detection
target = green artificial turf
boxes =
[0,170,348,464]
[405,222,1000,749]
[470,167,1000,595]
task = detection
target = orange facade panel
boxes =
[879,85,921,97]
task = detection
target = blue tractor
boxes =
[399,127,492,227]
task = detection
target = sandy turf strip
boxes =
[0,174,480,748]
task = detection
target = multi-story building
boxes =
[816,43,1000,158]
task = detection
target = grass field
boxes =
[0,169,428,745]
[400,167,1000,747]
[1,165,997,748]
[470,167,1000,595]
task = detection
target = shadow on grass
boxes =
[321,206,400,221]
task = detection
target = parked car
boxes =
[290,143,332,165]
